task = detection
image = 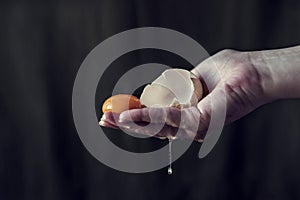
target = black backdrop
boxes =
[1,0,300,200]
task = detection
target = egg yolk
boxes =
[102,94,142,114]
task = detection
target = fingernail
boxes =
[99,120,104,126]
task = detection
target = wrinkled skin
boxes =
[100,49,272,141]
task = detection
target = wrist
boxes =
[249,46,300,100]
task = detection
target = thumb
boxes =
[197,85,227,158]
[196,85,227,133]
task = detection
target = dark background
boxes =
[1,0,300,200]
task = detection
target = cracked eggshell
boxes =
[140,69,203,108]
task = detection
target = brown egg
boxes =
[102,94,142,114]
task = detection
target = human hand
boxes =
[100,49,275,141]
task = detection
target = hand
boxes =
[100,49,273,141]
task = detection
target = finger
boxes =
[101,111,206,141]
[118,121,172,139]
[99,112,120,129]
[119,106,201,132]
[99,119,120,130]
[118,107,181,127]
[118,121,205,141]
[117,106,201,139]
[196,85,227,132]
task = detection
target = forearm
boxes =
[249,45,300,100]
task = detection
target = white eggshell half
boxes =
[140,68,202,108]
